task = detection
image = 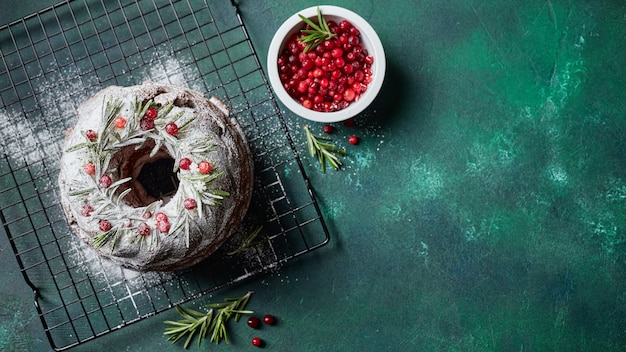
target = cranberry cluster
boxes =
[278,19,374,112]
[247,314,276,348]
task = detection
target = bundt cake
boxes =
[58,82,254,271]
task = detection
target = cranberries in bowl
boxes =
[267,6,386,123]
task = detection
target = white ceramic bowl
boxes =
[267,5,386,123]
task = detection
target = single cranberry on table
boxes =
[348,135,359,145]
[247,316,261,329]
[323,124,333,134]
[251,337,264,347]
[263,314,276,325]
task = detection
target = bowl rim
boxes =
[267,5,386,123]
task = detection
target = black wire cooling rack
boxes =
[0,0,330,350]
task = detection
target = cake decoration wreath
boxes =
[66,96,229,250]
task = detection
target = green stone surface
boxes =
[1,0,625,351]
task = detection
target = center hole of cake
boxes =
[136,157,179,204]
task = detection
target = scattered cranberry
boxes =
[165,122,179,136]
[183,198,197,210]
[81,204,93,217]
[99,175,112,188]
[155,212,168,222]
[179,157,192,170]
[198,161,212,174]
[157,220,171,233]
[145,107,157,119]
[251,337,263,347]
[277,17,374,112]
[323,124,333,134]
[83,162,95,175]
[140,117,155,131]
[99,220,112,232]
[114,116,126,128]
[348,135,359,145]
[85,129,97,140]
[263,314,276,325]
[137,223,150,236]
[343,118,355,127]
[247,316,261,329]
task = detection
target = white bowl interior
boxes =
[267,5,386,123]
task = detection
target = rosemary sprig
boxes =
[303,125,346,172]
[298,7,336,53]
[164,291,254,349]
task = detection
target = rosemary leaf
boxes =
[65,142,92,153]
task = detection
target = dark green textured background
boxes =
[2,0,625,351]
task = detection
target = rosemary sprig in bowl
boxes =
[163,291,253,349]
[298,6,336,52]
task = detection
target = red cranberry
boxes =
[179,157,192,170]
[183,198,197,210]
[263,314,276,325]
[114,116,126,128]
[165,122,179,135]
[99,175,112,188]
[99,220,112,232]
[157,220,171,233]
[348,135,359,145]
[247,316,261,329]
[137,223,150,236]
[251,337,263,347]
[145,107,157,119]
[155,212,168,222]
[343,88,356,102]
[85,129,97,140]
[323,124,333,134]
[339,20,351,32]
[198,161,212,174]
[83,162,95,175]
[81,204,93,217]
[140,117,154,131]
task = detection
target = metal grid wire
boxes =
[0,0,330,350]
